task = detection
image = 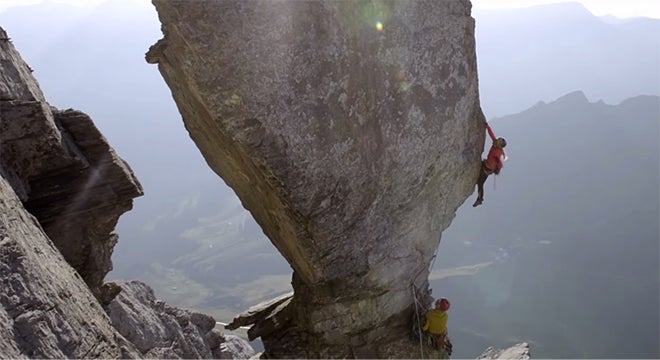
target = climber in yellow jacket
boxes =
[423,298,452,358]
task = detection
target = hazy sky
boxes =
[1,0,659,19]
[471,0,660,18]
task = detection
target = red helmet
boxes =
[437,298,450,311]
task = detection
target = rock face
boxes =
[0,27,143,295]
[1,25,130,358]
[0,174,124,358]
[106,280,255,359]
[147,0,485,357]
[478,342,531,359]
[0,26,255,359]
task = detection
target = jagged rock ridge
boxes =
[147,0,485,357]
[478,342,531,359]
[0,26,254,358]
[0,29,143,295]
[106,280,256,359]
[1,25,138,358]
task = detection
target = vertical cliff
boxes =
[147,0,485,357]
[0,172,124,358]
[0,26,254,358]
[0,26,138,358]
[0,28,143,295]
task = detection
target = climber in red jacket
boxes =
[473,121,507,207]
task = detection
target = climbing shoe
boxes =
[472,199,483,207]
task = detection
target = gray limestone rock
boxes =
[1,26,252,360]
[478,342,531,359]
[0,25,131,359]
[0,176,123,359]
[105,280,256,359]
[226,292,293,337]
[0,26,144,295]
[147,0,485,357]
[219,334,257,359]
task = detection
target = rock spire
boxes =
[147,0,485,356]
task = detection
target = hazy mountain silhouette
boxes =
[474,2,660,117]
[434,91,659,358]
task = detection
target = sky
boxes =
[471,0,660,18]
[1,0,660,19]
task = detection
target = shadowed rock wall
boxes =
[0,27,143,294]
[0,27,132,358]
[147,0,485,357]
[0,175,123,358]
[1,26,255,359]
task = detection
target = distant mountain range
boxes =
[474,2,660,117]
[434,91,659,358]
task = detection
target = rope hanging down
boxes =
[411,283,426,359]
[428,197,450,273]
[429,239,440,273]
[415,233,444,359]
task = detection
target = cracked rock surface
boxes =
[148,0,485,357]
[1,24,137,359]
[0,26,143,295]
[106,281,255,359]
[0,26,255,359]
[0,175,123,358]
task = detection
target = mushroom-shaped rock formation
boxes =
[147,0,485,357]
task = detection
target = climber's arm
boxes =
[485,123,497,142]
